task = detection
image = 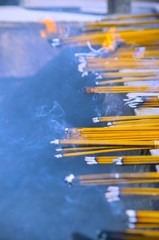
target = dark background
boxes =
[0,0,19,5]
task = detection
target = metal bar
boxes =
[108,0,131,14]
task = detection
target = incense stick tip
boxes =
[107,186,119,192]
[85,157,97,165]
[128,217,137,224]
[96,75,103,80]
[55,154,63,158]
[56,148,62,152]
[78,61,86,73]
[156,165,159,172]
[115,173,120,179]
[107,122,113,127]
[92,117,99,123]
[64,174,75,185]
[65,128,69,133]
[81,71,88,78]
[50,139,60,144]
[87,162,97,165]
[86,160,98,165]
[128,223,135,229]
[50,38,61,47]
[85,156,95,160]
[112,157,123,165]
[105,192,120,202]
[85,88,94,94]
[126,210,136,218]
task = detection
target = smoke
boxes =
[33,100,68,145]
[35,100,65,119]
[0,100,69,154]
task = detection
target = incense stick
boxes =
[98,229,159,239]
[96,76,159,85]
[64,172,159,186]
[85,155,159,165]
[51,114,159,158]
[124,96,159,108]
[85,85,159,94]
[126,210,159,225]
[102,13,159,21]
[92,114,159,123]
[105,186,159,202]
[85,20,159,31]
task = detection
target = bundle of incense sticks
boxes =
[85,13,159,31]
[96,76,159,86]
[76,42,159,66]
[85,85,159,94]
[92,114,159,123]
[74,26,159,78]
[126,210,159,226]
[51,114,159,157]
[124,96,159,108]
[105,186,159,202]
[85,19,159,31]
[96,70,159,80]
[102,13,159,21]
[85,155,159,165]
[79,45,159,83]
[97,229,159,239]
[64,172,159,186]
[111,47,159,59]
[73,28,159,46]
[54,146,150,158]
[82,57,159,72]
[50,27,159,49]
[129,223,159,230]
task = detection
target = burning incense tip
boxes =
[92,117,99,123]
[50,139,60,144]
[64,174,75,185]
[55,154,63,158]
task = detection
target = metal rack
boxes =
[108,0,131,14]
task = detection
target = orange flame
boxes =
[102,27,117,51]
[40,30,47,39]
[39,19,57,38]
